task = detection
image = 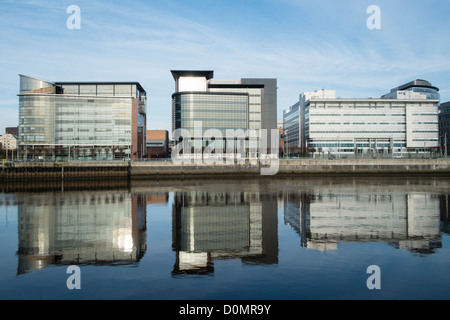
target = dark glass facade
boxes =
[170,71,277,157]
[173,92,249,136]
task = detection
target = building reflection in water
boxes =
[284,189,444,254]
[171,191,278,276]
[16,191,147,275]
[9,179,450,277]
[440,195,450,235]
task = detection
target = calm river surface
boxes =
[0,177,449,300]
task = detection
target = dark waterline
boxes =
[0,177,449,300]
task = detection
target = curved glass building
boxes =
[18,75,147,161]
[382,79,440,101]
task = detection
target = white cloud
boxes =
[1,0,449,133]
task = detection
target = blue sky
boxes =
[1,0,449,133]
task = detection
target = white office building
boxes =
[303,80,440,157]
[283,90,336,157]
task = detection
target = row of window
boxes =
[310,143,396,148]
[55,138,132,143]
[208,88,262,95]
[310,105,408,109]
[60,84,140,98]
[309,122,406,126]
[310,131,406,134]
[310,114,405,117]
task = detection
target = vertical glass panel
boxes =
[249,105,261,113]
[249,96,261,104]
[20,75,54,94]
[97,85,114,96]
[115,85,132,97]
[62,85,79,95]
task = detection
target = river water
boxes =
[0,177,449,300]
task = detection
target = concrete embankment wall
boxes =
[129,159,450,180]
[0,161,129,182]
[1,159,450,182]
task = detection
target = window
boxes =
[115,85,132,97]
[79,85,96,95]
[97,85,114,96]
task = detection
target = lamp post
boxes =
[445,132,448,159]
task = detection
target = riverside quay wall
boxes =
[0,161,130,182]
[1,159,450,182]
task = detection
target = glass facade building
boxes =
[171,71,277,158]
[173,92,249,136]
[382,79,440,101]
[283,102,300,156]
[18,75,147,161]
[282,80,441,158]
[302,81,440,157]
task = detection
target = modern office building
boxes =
[439,102,450,156]
[171,70,277,159]
[283,90,336,157]
[18,74,147,161]
[300,90,337,154]
[301,80,440,157]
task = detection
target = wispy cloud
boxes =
[0,0,449,132]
